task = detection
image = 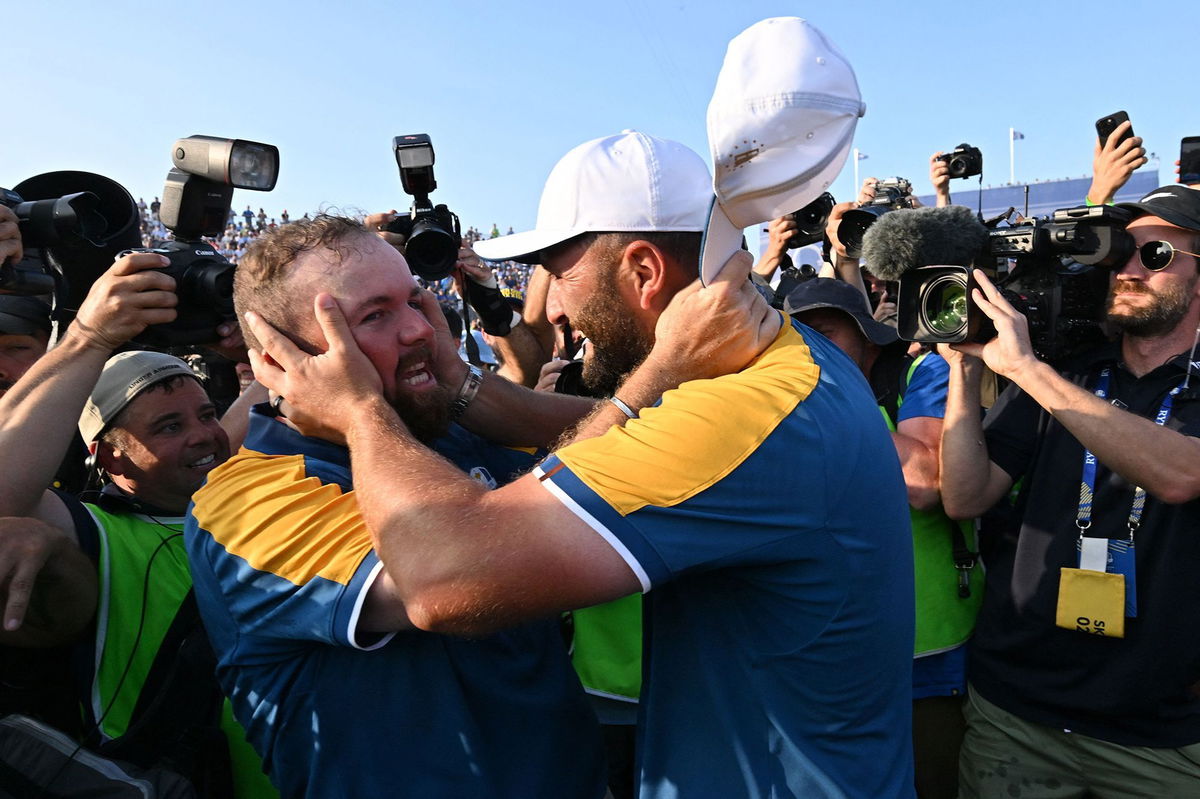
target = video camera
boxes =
[936,144,983,180]
[121,135,279,346]
[837,177,915,258]
[893,205,1132,363]
[385,134,462,282]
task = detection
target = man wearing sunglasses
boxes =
[939,184,1200,797]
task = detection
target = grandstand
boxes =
[914,166,1161,220]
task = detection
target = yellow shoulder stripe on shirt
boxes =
[191,452,373,587]
[555,322,820,516]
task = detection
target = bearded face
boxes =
[571,261,653,397]
[1105,272,1200,338]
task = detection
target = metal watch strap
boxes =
[449,364,484,421]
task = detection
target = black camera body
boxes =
[387,134,462,282]
[937,144,983,180]
[838,177,914,258]
[386,203,462,282]
[116,240,236,347]
[785,191,835,250]
[868,178,915,209]
[897,205,1131,363]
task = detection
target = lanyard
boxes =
[1076,368,1184,540]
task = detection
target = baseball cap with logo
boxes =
[701,17,866,286]
[79,351,201,443]
[1116,185,1200,232]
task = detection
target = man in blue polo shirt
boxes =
[243,131,915,798]
[186,215,606,799]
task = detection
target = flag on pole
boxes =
[1011,130,1026,141]
[857,151,869,160]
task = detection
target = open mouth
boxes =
[399,359,435,389]
[188,454,217,469]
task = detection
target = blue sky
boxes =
[7,1,1192,254]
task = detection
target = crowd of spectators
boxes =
[135,199,534,306]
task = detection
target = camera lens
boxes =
[838,206,888,259]
[406,220,459,281]
[921,274,969,336]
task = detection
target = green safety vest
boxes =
[570,593,642,703]
[879,355,984,656]
[85,505,277,798]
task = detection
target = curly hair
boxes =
[233,214,377,353]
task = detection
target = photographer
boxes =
[0,252,275,797]
[940,185,1200,796]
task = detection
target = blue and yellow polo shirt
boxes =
[185,413,605,799]
[537,320,917,799]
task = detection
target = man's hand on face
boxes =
[0,206,23,267]
[1088,121,1148,205]
[245,294,385,444]
[646,250,781,383]
[70,252,178,352]
[950,269,1039,381]
[415,287,468,390]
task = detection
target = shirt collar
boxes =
[243,404,350,468]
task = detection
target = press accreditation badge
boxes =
[1056,568,1125,638]
[1055,537,1126,638]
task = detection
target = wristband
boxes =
[449,364,484,421]
[609,396,637,420]
[463,278,516,336]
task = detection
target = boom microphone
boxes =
[860,205,988,282]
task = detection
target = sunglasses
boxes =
[1135,240,1200,272]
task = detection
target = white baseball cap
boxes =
[701,17,866,285]
[473,130,712,265]
[477,17,864,286]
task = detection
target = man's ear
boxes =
[620,241,673,313]
[96,440,125,478]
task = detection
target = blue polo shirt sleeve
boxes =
[896,352,949,422]
[535,323,825,590]
[188,451,390,651]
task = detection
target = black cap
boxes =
[0,296,52,337]
[1116,185,1200,232]
[783,278,898,347]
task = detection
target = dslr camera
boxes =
[936,144,983,180]
[386,134,462,282]
[897,205,1131,363]
[837,177,915,258]
[120,135,279,346]
[785,191,835,250]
